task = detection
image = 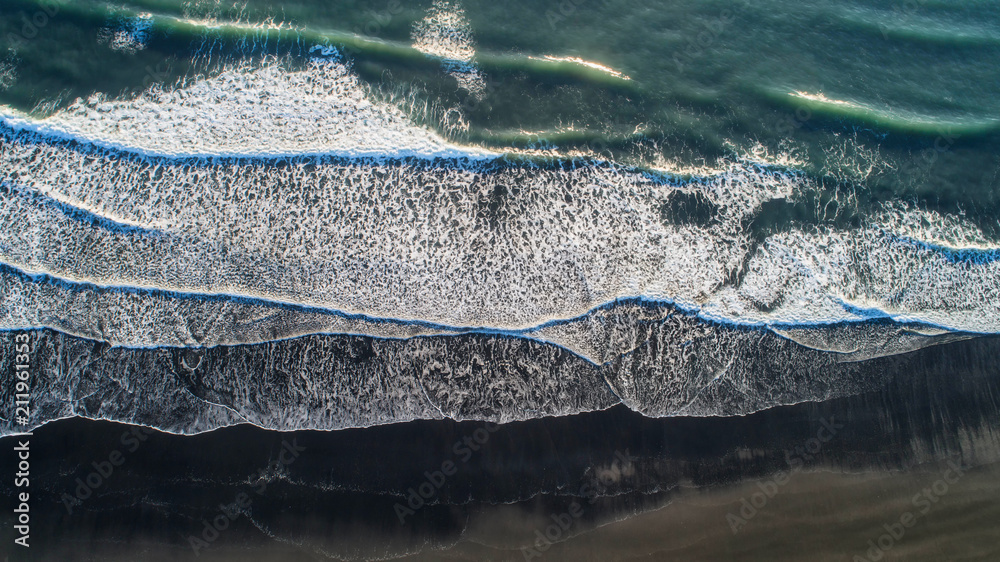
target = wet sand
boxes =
[413,462,1000,561]
[3,336,1000,561]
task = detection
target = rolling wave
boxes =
[2,75,998,334]
[836,5,1000,47]
[761,89,1000,137]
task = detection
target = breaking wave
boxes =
[4,54,998,436]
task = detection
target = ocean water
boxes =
[0,0,999,560]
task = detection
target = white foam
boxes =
[411,0,486,97]
[0,59,15,91]
[411,0,475,62]
[98,13,153,54]
[2,59,998,340]
[0,57,494,159]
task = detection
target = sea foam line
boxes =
[0,259,988,356]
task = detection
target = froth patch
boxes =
[411,0,486,98]
[411,0,476,63]
[0,59,15,91]
[98,14,153,54]
[876,202,1000,250]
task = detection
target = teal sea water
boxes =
[2,0,999,235]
